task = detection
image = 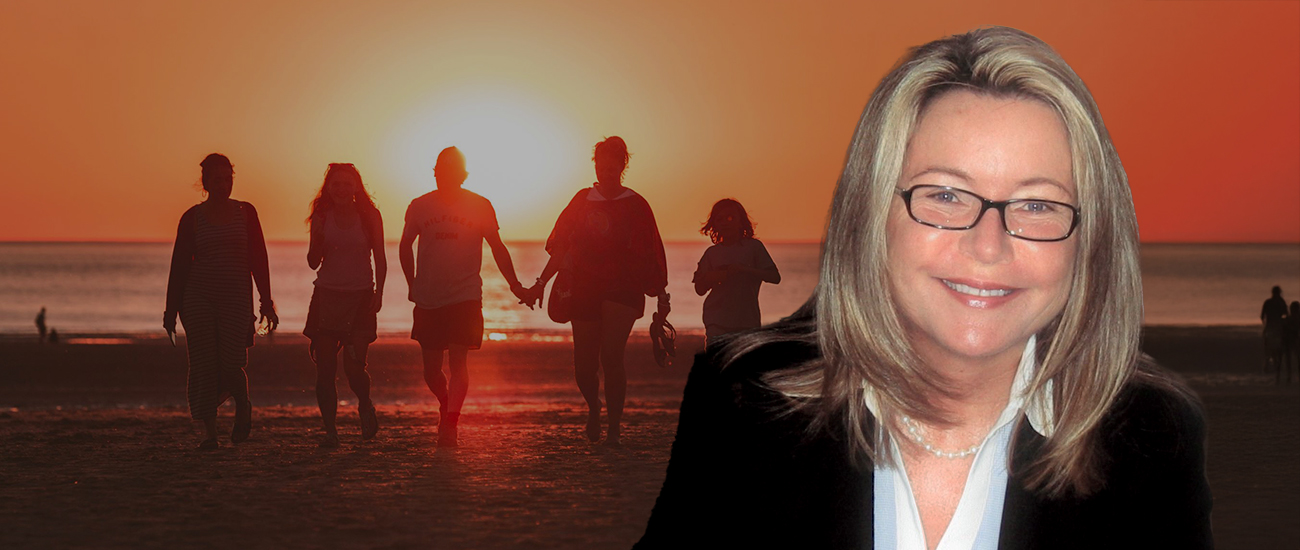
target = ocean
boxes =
[0,242,1296,335]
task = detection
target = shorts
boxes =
[411,300,483,350]
[303,287,378,345]
[571,289,644,322]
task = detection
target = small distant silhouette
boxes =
[35,307,46,343]
[1285,301,1300,384]
[1261,285,1288,383]
[47,328,58,344]
[692,199,781,345]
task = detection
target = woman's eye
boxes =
[921,190,962,203]
[1016,201,1057,214]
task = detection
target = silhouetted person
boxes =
[528,136,670,446]
[35,307,46,343]
[399,147,529,448]
[1262,285,1287,382]
[47,328,58,344]
[693,199,780,345]
[164,153,278,450]
[305,163,386,448]
[1285,301,1300,384]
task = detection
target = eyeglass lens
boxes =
[905,185,1076,241]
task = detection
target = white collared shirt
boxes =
[869,335,1055,550]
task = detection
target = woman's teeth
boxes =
[943,280,1012,297]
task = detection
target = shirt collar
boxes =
[585,186,636,201]
[863,335,1055,438]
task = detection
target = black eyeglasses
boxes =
[895,185,1080,242]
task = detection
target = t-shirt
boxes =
[694,237,778,329]
[404,189,499,309]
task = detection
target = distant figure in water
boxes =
[1261,285,1287,382]
[399,146,530,448]
[693,199,780,345]
[35,307,46,343]
[1285,301,1300,384]
[305,163,386,448]
[47,328,58,344]
[529,136,670,446]
[165,153,278,451]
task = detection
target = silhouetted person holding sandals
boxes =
[400,147,530,448]
[1262,285,1287,381]
[165,153,278,451]
[305,163,386,448]
[528,136,670,446]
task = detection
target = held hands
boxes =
[511,281,539,310]
[370,289,384,314]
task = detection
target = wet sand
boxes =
[1,326,1297,549]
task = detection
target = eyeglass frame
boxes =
[894,185,1080,242]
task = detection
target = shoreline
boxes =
[1,324,1297,549]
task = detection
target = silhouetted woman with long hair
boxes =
[165,153,278,450]
[305,163,386,447]
[531,137,669,446]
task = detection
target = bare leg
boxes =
[422,346,449,412]
[342,342,374,407]
[572,319,603,441]
[598,301,638,446]
[312,338,343,435]
[447,345,470,414]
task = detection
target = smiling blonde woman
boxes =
[637,27,1211,550]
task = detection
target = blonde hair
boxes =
[727,26,1156,496]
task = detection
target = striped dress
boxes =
[169,203,258,421]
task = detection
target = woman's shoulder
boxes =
[689,334,819,397]
[1101,363,1206,460]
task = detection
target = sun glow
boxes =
[383,88,589,239]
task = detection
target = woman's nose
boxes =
[959,209,1014,265]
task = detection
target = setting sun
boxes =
[382,87,589,238]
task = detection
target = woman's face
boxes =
[203,171,233,200]
[885,91,1077,369]
[713,204,744,240]
[326,175,355,206]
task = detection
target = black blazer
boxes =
[635,340,1213,549]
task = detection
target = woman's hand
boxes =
[259,302,280,334]
[511,281,538,309]
[163,310,177,334]
[370,289,384,313]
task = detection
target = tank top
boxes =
[314,211,375,291]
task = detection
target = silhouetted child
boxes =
[47,328,59,344]
[692,199,780,344]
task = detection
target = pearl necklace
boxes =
[900,415,981,459]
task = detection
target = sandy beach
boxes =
[1,326,1297,549]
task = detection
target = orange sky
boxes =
[1,0,1297,243]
